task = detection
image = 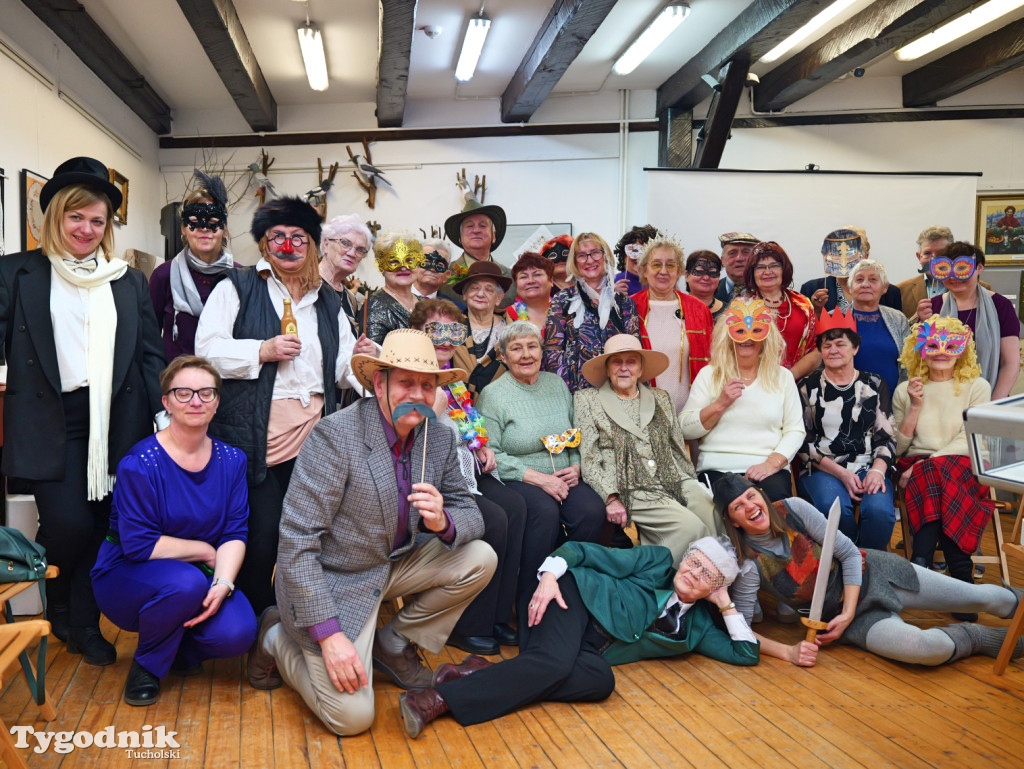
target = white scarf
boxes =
[47,252,129,500]
[169,246,233,340]
[567,276,615,329]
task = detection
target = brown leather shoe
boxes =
[433,654,493,685]
[399,688,449,739]
[372,635,435,689]
[247,606,283,690]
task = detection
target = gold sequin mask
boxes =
[376,238,425,273]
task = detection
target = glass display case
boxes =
[964,393,1024,493]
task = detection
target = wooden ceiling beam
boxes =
[501,0,619,124]
[656,0,824,116]
[692,55,750,169]
[20,0,172,134]
[376,0,417,128]
[175,0,277,132]
[902,17,1024,107]
[754,0,979,112]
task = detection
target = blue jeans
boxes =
[797,468,896,551]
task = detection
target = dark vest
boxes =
[208,267,341,484]
[745,500,845,621]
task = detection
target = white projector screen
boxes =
[646,169,979,289]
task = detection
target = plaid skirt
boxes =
[895,454,992,553]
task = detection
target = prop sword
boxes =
[801,497,842,643]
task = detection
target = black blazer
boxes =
[0,250,166,481]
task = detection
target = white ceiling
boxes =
[70,0,1024,131]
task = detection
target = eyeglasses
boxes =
[325,237,368,258]
[268,232,308,248]
[576,249,605,264]
[167,387,219,403]
[754,262,781,273]
[688,268,720,278]
[648,261,680,273]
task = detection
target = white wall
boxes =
[0,0,162,260]
[160,125,660,280]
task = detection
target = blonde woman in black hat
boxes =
[0,156,166,665]
[441,200,515,309]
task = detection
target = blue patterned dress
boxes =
[542,282,640,393]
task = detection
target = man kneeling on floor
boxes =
[399,536,759,738]
[247,329,496,735]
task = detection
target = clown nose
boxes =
[279,238,294,254]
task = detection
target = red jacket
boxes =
[631,289,714,387]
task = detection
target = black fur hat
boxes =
[250,196,322,245]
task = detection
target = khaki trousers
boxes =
[630,478,720,566]
[265,538,496,736]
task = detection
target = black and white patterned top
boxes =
[797,369,896,475]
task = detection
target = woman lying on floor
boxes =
[397,537,758,738]
[713,473,1023,667]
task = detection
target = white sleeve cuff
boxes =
[723,612,757,643]
[538,556,568,580]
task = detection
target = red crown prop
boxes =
[816,307,857,335]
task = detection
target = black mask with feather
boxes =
[183,169,228,230]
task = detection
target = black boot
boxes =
[47,603,70,643]
[940,533,978,621]
[67,626,116,666]
[123,660,161,706]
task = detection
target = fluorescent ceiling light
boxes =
[895,0,1024,61]
[613,4,690,76]
[297,22,329,91]
[456,15,491,82]
[760,0,860,64]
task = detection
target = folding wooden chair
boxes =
[894,482,1012,587]
[993,495,1024,675]
[0,620,56,769]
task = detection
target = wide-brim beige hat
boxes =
[351,329,467,391]
[581,334,669,388]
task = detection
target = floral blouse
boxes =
[798,369,896,476]
[542,282,640,394]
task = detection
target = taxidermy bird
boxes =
[349,154,391,187]
[303,177,335,201]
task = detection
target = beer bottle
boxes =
[281,297,298,336]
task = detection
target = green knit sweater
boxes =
[476,371,579,481]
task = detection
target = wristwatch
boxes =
[718,601,736,613]
[211,577,235,597]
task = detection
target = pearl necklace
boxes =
[822,370,857,392]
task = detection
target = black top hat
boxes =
[40,157,122,214]
[444,199,507,250]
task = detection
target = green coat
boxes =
[551,542,759,667]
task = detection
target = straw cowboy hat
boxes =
[351,329,467,391]
[581,334,669,388]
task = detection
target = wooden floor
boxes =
[4,520,1024,768]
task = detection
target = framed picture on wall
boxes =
[109,168,129,225]
[20,169,48,252]
[977,193,1024,265]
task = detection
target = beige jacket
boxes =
[574,381,696,504]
